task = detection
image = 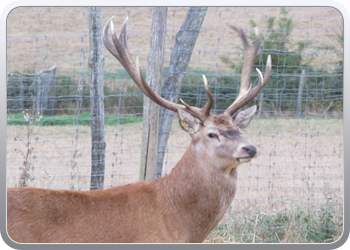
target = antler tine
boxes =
[225,55,272,116]
[179,75,214,121]
[109,18,144,88]
[103,16,214,123]
[201,75,214,118]
[224,24,271,117]
[119,16,129,52]
[230,25,260,94]
[102,16,123,65]
[105,17,176,110]
[103,16,139,85]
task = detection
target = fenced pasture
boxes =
[7,118,343,204]
[6,6,343,243]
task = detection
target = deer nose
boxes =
[242,145,257,157]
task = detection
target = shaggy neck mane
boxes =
[156,144,237,242]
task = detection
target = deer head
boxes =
[103,16,271,172]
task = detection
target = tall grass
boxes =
[206,203,343,243]
[205,185,343,243]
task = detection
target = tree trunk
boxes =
[89,7,106,190]
[156,7,207,179]
[139,7,168,182]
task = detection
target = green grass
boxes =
[7,112,142,126]
[206,200,343,243]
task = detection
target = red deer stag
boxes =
[7,16,271,243]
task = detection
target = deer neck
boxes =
[157,144,237,242]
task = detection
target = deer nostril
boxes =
[242,145,257,157]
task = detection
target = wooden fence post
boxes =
[139,7,168,181]
[297,70,305,117]
[42,65,57,116]
[19,74,24,111]
[89,7,106,190]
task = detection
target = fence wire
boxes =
[6,6,343,243]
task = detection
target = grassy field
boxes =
[6,116,343,243]
[7,7,343,74]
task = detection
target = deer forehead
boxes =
[212,115,233,126]
[204,115,240,136]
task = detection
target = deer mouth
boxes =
[235,145,257,163]
[236,157,253,163]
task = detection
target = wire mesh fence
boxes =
[6,7,343,243]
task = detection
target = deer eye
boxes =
[208,133,218,139]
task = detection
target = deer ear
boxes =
[178,109,200,136]
[232,105,257,129]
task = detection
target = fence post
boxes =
[156,7,207,179]
[258,91,264,118]
[297,70,305,117]
[41,65,57,116]
[19,74,24,111]
[47,66,57,116]
[88,7,106,190]
[36,75,41,113]
[139,7,168,182]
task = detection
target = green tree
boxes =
[218,7,343,115]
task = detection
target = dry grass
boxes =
[7,117,343,201]
[7,7,343,74]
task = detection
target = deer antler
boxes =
[103,17,270,122]
[224,25,272,117]
[102,16,214,123]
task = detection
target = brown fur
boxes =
[7,143,239,243]
[212,115,232,127]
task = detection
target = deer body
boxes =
[7,16,271,243]
[8,138,238,243]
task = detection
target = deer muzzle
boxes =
[234,144,257,163]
